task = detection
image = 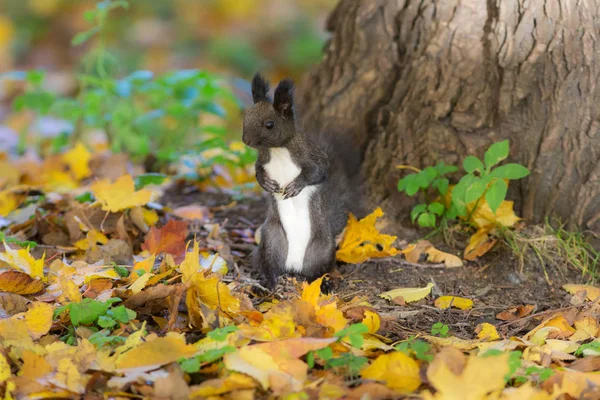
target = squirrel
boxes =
[242,73,363,289]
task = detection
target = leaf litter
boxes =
[0,146,598,399]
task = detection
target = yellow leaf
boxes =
[180,240,201,283]
[434,296,474,310]
[423,336,482,351]
[238,302,299,341]
[300,277,348,332]
[336,208,399,264]
[464,228,498,261]
[475,323,500,341]
[130,272,154,294]
[130,255,155,283]
[422,348,509,400]
[543,339,579,354]
[0,190,19,217]
[0,270,45,295]
[569,317,599,342]
[142,208,159,227]
[62,142,92,181]
[562,284,600,301]
[20,350,52,380]
[115,334,198,373]
[426,247,463,267]
[24,302,53,339]
[194,276,240,312]
[58,275,82,303]
[468,199,520,230]
[0,353,9,383]
[380,283,434,303]
[91,175,152,213]
[0,243,45,280]
[361,352,421,392]
[0,15,15,47]
[362,310,381,333]
[54,358,87,394]
[500,382,555,400]
[189,373,257,397]
[524,314,576,340]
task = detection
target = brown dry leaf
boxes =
[562,283,600,301]
[496,305,535,321]
[345,383,398,400]
[336,207,399,264]
[422,347,510,400]
[142,219,189,263]
[0,292,30,317]
[0,270,44,295]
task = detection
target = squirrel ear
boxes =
[251,73,271,103]
[273,79,295,119]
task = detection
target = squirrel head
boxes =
[242,73,297,149]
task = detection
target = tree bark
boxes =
[298,0,600,233]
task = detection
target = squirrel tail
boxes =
[310,130,367,236]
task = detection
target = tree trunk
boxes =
[298,0,600,234]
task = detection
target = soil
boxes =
[160,183,585,342]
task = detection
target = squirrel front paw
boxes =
[282,179,305,199]
[259,176,281,194]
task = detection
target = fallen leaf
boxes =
[362,310,380,333]
[524,314,576,340]
[0,353,10,383]
[91,175,152,213]
[115,334,199,373]
[189,373,256,397]
[361,352,421,392]
[62,142,92,181]
[336,208,399,264]
[496,305,535,321]
[475,323,500,341]
[434,296,474,310]
[562,284,600,301]
[0,270,44,294]
[467,198,520,230]
[173,204,211,220]
[24,301,53,339]
[464,228,497,261]
[569,316,599,342]
[0,292,29,317]
[500,383,554,400]
[0,189,19,216]
[422,347,510,400]
[301,277,347,332]
[142,219,189,263]
[425,246,463,267]
[380,283,434,303]
[0,243,45,280]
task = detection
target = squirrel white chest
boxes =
[263,148,315,272]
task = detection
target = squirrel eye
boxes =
[265,121,275,129]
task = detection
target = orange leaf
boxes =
[496,305,535,321]
[464,229,498,261]
[0,270,44,294]
[142,219,189,263]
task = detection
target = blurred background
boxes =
[0,0,336,192]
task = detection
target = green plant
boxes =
[4,0,256,175]
[54,298,136,327]
[306,323,369,377]
[430,322,449,337]
[395,336,433,361]
[397,140,530,229]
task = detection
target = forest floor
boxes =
[163,183,584,344]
